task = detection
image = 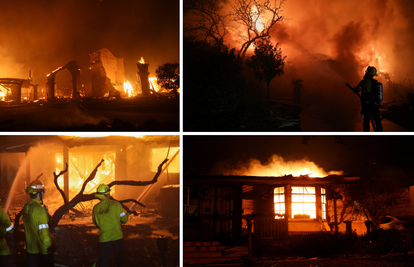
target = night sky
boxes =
[184,135,414,183]
[0,0,179,87]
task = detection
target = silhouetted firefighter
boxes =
[346,66,383,132]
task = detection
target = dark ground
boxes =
[184,99,413,132]
[381,102,414,131]
[191,255,414,267]
[8,207,179,267]
[0,96,179,131]
[184,101,301,132]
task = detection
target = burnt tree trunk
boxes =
[50,158,168,232]
[14,158,169,234]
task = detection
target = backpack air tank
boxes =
[377,82,383,103]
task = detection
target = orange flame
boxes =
[138,57,145,64]
[149,77,160,92]
[123,80,134,97]
[55,153,116,194]
[219,155,343,177]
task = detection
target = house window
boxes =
[291,186,316,219]
[273,187,285,218]
[273,187,285,219]
[321,188,326,220]
[183,186,199,224]
[152,147,179,173]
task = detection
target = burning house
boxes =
[183,174,362,264]
[184,174,362,240]
[90,48,126,98]
[0,135,179,266]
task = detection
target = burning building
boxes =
[0,135,179,212]
[0,135,179,265]
[183,174,359,264]
[90,48,126,98]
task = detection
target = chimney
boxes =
[137,62,150,97]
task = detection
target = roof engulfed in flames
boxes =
[218,154,343,178]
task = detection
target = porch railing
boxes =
[250,214,288,239]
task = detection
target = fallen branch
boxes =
[49,158,168,232]
[53,163,69,204]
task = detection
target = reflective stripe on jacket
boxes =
[92,198,128,242]
[0,206,13,255]
[22,199,53,254]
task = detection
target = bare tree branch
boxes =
[53,162,69,204]
[184,0,229,46]
[35,173,43,181]
[232,0,284,58]
[49,158,168,232]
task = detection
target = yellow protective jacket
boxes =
[22,199,54,254]
[0,206,14,255]
[92,198,128,242]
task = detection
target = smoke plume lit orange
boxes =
[215,154,343,177]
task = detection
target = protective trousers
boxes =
[362,104,383,132]
[0,254,12,267]
[26,252,55,267]
[96,238,125,267]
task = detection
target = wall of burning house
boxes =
[90,48,126,97]
[183,183,243,241]
[0,138,179,219]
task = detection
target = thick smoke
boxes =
[270,0,414,82]
[223,0,414,129]
[0,0,179,87]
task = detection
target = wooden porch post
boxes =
[63,146,69,200]
[25,152,31,202]
[333,198,338,235]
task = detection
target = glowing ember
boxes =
[123,80,134,97]
[138,57,145,64]
[0,91,5,101]
[219,155,343,177]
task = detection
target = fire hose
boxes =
[345,82,377,131]
[129,148,180,213]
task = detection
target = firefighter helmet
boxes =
[96,184,111,195]
[25,186,37,194]
[30,180,46,191]
[365,66,378,76]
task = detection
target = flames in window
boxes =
[55,152,116,195]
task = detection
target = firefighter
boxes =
[346,66,383,132]
[23,180,55,267]
[0,202,14,267]
[92,184,130,267]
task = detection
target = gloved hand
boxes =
[46,244,56,254]
[6,233,14,244]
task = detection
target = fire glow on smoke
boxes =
[219,155,343,177]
